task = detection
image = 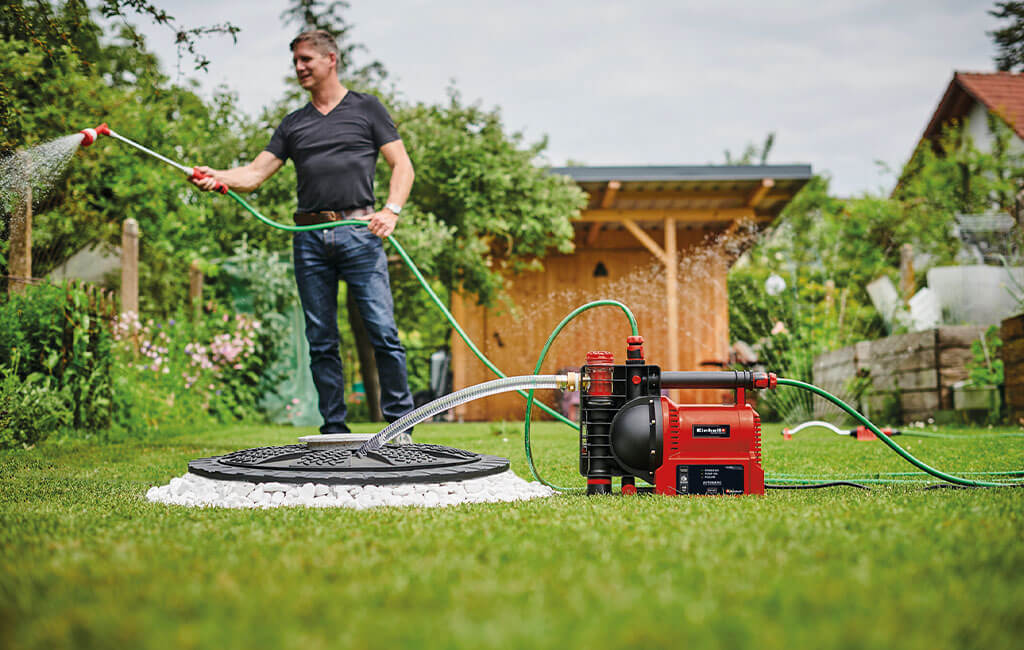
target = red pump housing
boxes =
[653,391,764,495]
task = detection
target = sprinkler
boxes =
[781,420,901,441]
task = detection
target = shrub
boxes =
[0,353,72,449]
[0,281,114,430]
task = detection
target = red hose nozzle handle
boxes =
[79,123,110,146]
[191,167,228,194]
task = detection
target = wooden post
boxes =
[121,218,139,316]
[450,291,468,422]
[900,243,915,303]
[665,217,679,398]
[8,154,31,296]
[189,260,204,316]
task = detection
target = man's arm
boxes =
[366,139,415,238]
[190,151,284,193]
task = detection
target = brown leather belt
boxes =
[293,206,374,226]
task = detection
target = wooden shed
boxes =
[450,165,812,420]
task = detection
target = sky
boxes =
[109,0,1002,197]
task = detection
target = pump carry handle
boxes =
[191,167,228,194]
[660,370,776,390]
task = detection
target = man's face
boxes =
[292,41,336,90]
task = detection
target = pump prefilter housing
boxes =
[579,340,774,496]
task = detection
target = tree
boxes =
[724,132,775,165]
[990,1,1024,72]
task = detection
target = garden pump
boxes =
[579,336,776,496]
[77,123,228,193]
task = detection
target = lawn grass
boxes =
[1,419,1022,649]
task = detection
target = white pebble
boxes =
[145,470,555,510]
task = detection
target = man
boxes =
[191,29,415,436]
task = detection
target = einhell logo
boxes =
[692,424,730,438]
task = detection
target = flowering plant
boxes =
[111,305,272,430]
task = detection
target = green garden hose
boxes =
[777,378,1024,488]
[521,300,639,491]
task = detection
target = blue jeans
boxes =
[293,226,414,434]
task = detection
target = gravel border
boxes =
[145,470,555,509]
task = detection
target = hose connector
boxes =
[79,123,110,147]
[559,372,581,392]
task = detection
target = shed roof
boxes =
[922,71,1024,141]
[550,164,812,183]
[550,164,812,221]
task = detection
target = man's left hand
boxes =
[367,208,399,238]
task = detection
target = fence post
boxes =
[900,243,915,303]
[121,218,139,316]
[7,153,31,296]
[189,259,204,317]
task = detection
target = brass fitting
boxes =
[559,371,581,391]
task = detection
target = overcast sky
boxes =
[112,0,1001,196]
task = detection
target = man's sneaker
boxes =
[392,432,414,445]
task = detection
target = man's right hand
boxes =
[190,166,224,192]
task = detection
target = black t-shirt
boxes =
[265,91,400,212]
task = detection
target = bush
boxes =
[0,281,114,430]
[0,353,72,449]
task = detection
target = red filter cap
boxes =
[586,351,614,365]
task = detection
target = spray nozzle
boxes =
[79,123,110,147]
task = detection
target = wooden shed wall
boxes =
[450,225,730,421]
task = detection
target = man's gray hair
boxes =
[289,30,340,59]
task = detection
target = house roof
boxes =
[549,164,812,222]
[922,71,1024,141]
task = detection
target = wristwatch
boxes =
[384,203,403,215]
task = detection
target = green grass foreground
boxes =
[1,420,1022,649]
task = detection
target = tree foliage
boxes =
[990,1,1024,72]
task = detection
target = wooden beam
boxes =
[608,190,755,203]
[599,180,621,208]
[585,222,603,246]
[621,219,668,265]
[746,178,775,208]
[450,291,468,420]
[577,208,755,223]
[665,217,679,396]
